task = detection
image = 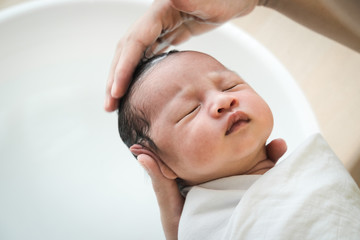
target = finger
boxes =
[111,41,145,98]
[138,154,168,186]
[137,154,184,239]
[104,42,123,112]
[144,25,188,57]
[149,23,216,58]
[171,0,257,22]
[111,10,165,99]
[104,95,118,112]
[136,153,184,210]
[145,20,216,58]
[138,154,180,196]
[158,23,192,46]
[266,138,287,163]
[145,38,172,58]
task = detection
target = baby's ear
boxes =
[130,144,178,180]
[129,144,148,157]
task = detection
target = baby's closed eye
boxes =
[222,82,245,92]
[223,84,239,91]
[177,105,200,123]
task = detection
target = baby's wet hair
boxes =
[117,50,179,152]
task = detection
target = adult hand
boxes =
[131,144,185,240]
[131,138,287,240]
[105,0,260,112]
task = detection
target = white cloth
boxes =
[178,134,360,240]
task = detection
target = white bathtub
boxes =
[0,0,319,239]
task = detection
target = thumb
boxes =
[137,154,180,196]
[137,154,167,184]
[137,154,184,240]
[266,138,287,164]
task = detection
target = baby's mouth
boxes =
[225,111,250,135]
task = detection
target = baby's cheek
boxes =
[241,92,273,135]
[257,102,274,137]
[181,125,219,166]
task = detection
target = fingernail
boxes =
[153,41,169,54]
[111,84,118,98]
[104,96,110,109]
[145,48,154,58]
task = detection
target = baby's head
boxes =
[118,51,273,186]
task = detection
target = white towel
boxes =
[179,134,360,240]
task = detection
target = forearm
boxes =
[260,0,360,52]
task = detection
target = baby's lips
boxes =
[225,111,250,135]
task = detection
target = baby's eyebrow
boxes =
[208,70,246,86]
[207,71,224,83]
[166,86,197,117]
[161,85,185,106]
[207,70,236,82]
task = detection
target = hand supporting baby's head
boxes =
[118,50,274,186]
[118,50,178,152]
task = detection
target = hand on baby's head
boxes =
[118,51,274,186]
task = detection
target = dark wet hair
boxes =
[117,50,179,152]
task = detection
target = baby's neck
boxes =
[246,159,276,175]
[245,146,276,175]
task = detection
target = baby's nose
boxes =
[210,94,238,117]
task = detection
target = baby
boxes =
[118,50,275,186]
[117,50,360,239]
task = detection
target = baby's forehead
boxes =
[147,52,228,80]
[130,51,237,112]
[134,53,240,97]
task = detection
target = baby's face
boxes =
[132,51,273,185]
